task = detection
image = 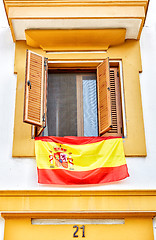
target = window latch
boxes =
[121,127,123,134]
[27,80,31,89]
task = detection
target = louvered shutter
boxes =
[24,50,48,128]
[35,58,48,136]
[97,58,112,135]
[104,67,123,137]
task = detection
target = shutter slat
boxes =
[28,96,41,102]
[28,90,42,96]
[97,58,112,135]
[24,50,47,127]
[28,101,42,107]
[28,106,42,111]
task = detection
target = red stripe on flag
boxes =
[37,164,129,185]
[35,136,121,145]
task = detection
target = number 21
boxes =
[73,225,85,238]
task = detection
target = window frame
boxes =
[45,59,126,138]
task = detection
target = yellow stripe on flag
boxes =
[35,138,126,171]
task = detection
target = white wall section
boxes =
[12,18,142,40]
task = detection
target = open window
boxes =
[24,50,123,138]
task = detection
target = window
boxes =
[24,50,123,138]
[12,41,147,157]
[46,72,98,137]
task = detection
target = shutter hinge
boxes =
[117,71,119,77]
[42,113,45,122]
[44,58,48,70]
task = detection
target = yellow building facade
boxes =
[2,0,156,239]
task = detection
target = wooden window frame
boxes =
[76,74,84,137]
[48,60,126,138]
[33,60,125,138]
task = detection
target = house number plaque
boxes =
[73,225,85,238]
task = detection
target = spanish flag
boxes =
[35,136,129,185]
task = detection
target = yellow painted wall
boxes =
[1,191,156,240]
[12,39,146,157]
[3,217,154,240]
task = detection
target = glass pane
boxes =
[82,75,98,136]
[46,73,77,137]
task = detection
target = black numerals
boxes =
[73,225,85,238]
[73,225,79,238]
[80,225,85,237]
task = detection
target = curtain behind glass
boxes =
[83,75,98,136]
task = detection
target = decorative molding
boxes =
[25,29,126,51]
[2,210,156,219]
[4,0,149,8]
[1,190,156,197]
[3,0,149,42]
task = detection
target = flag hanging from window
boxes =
[35,136,129,185]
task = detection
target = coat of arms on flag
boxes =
[35,136,129,185]
[49,146,74,169]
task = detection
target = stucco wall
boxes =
[0,0,156,190]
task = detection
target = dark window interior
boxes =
[43,71,98,137]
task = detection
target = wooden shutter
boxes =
[36,57,48,136]
[24,50,48,128]
[97,58,112,135]
[104,67,123,137]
